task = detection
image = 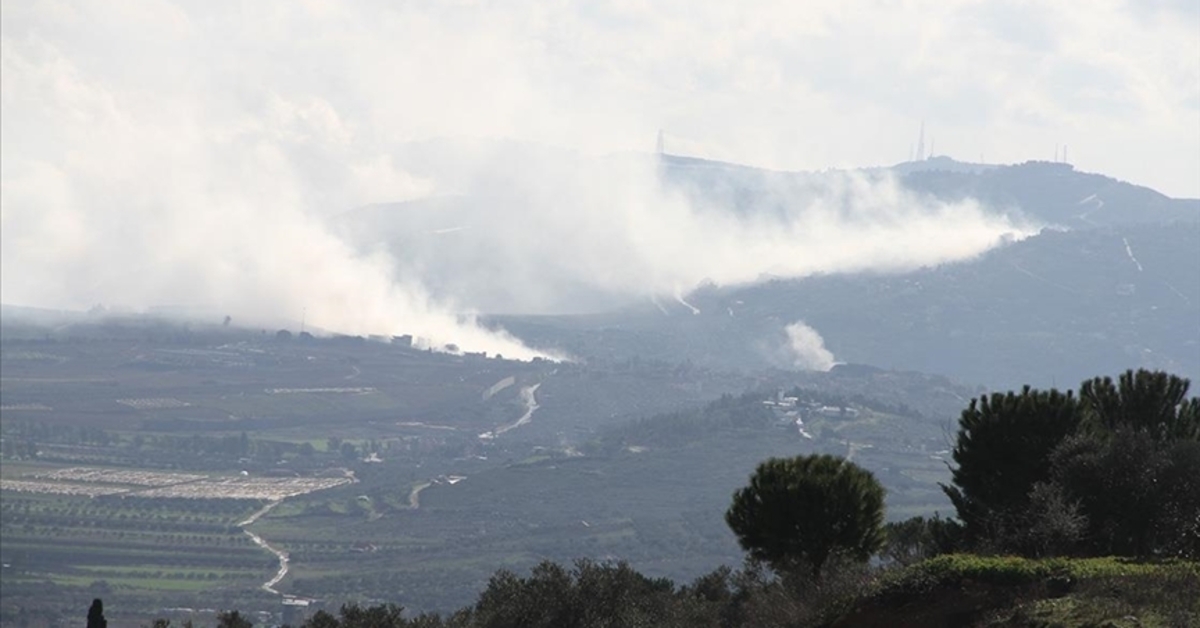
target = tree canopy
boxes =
[1080,369,1200,440]
[943,369,1200,557]
[941,386,1081,546]
[725,454,885,577]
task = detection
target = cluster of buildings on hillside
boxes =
[762,391,862,439]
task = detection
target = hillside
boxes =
[0,318,984,619]
[336,150,1200,388]
[660,155,1199,228]
[498,221,1199,389]
[898,158,1199,228]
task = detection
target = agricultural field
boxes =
[0,481,272,621]
[1,321,973,625]
[0,465,350,500]
[0,460,355,623]
[215,393,960,612]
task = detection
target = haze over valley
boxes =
[2,1,1198,626]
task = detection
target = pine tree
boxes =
[941,386,1080,545]
[725,454,885,577]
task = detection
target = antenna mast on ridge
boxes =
[916,121,926,161]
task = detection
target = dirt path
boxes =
[245,527,290,595]
[239,474,356,596]
[1121,237,1144,272]
[674,291,701,315]
[239,499,280,527]
[239,501,290,595]
[498,383,541,436]
[408,481,433,509]
[479,383,541,439]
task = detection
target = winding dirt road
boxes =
[239,500,289,595]
[479,383,541,439]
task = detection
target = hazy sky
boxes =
[2,0,1196,355]
[5,1,1197,194]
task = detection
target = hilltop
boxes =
[490,155,1200,389]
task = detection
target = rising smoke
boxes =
[1,2,1038,358]
[336,148,1032,314]
[784,321,837,372]
[0,36,553,359]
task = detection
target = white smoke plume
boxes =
[0,1,1080,357]
[0,40,553,359]
[340,150,1032,313]
[784,321,837,372]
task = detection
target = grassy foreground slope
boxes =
[835,555,1199,628]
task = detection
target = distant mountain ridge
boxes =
[496,219,1198,389]
[898,158,1198,227]
[337,150,1194,314]
[495,153,1196,388]
[658,153,1198,227]
[335,148,1200,387]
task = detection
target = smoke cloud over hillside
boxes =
[15,1,1176,356]
[336,148,1031,314]
[0,34,550,358]
[784,322,837,372]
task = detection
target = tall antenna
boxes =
[300,307,306,334]
[916,121,926,161]
[1063,145,1068,164]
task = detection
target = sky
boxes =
[2,0,1197,357]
